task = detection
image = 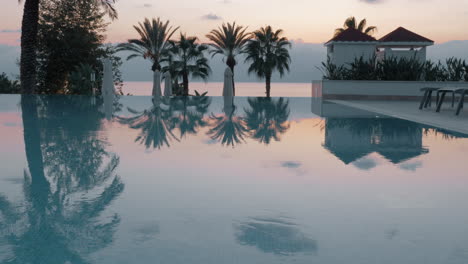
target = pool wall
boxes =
[312,80,468,100]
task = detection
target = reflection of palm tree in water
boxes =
[118,96,179,149]
[118,95,211,149]
[0,95,124,264]
[207,96,248,147]
[169,95,211,139]
[244,97,290,145]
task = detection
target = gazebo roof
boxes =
[379,27,434,43]
[326,28,377,45]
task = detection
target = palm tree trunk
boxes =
[226,57,236,96]
[229,65,236,96]
[265,73,272,98]
[183,72,189,96]
[21,95,49,209]
[20,0,41,94]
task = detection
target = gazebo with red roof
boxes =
[377,27,434,63]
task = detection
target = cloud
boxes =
[135,3,152,8]
[352,157,378,171]
[281,161,302,169]
[235,217,317,255]
[3,122,21,127]
[359,0,385,3]
[201,13,223,21]
[399,161,423,171]
[0,29,21,33]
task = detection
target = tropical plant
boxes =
[376,56,424,81]
[118,17,179,72]
[244,97,290,145]
[318,58,346,80]
[206,22,250,95]
[423,60,448,81]
[334,16,377,37]
[445,57,466,81]
[245,26,291,97]
[162,33,211,95]
[18,0,118,93]
[161,51,182,95]
[464,62,468,82]
[67,63,96,95]
[0,73,21,94]
[345,56,378,80]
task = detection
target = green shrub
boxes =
[376,57,424,81]
[423,60,448,81]
[445,57,466,81]
[0,73,20,94]
[318,58,346,80]
[320,56,468,82]
[464,62,468,82]
[344,56,378,80]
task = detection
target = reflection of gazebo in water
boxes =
[323,118,429,164]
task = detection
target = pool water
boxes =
[1,95,468,264]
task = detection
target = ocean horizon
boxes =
[122,81,312,97]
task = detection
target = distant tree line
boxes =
[319,56,468,82]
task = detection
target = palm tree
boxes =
[206,22,250,95]
[163,33,211,95]
[334,17,377,37]
[19,0,40,94]
[245,26,291,97]
[118,17,179,72]
[18,0,119,93]
[244,97,290,145]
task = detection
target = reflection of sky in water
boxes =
[1,95,468,263]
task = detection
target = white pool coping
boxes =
[330,100,468,135]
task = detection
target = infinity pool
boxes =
[1,95,468,264]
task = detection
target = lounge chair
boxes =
[419,87,440,110]
[455,88,468,115]
[436,87,464,113]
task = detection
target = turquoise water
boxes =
[1,95,468,264]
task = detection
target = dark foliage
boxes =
[0,73,21,94]
[36,0,122,95]
[320,56,467,82]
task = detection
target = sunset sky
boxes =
[1,0,468,46]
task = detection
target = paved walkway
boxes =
[330,100,468,135]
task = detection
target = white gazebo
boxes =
[376,27,434,63]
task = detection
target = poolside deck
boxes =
[330,100,468,135]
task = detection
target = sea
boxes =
[122,82,312,97]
